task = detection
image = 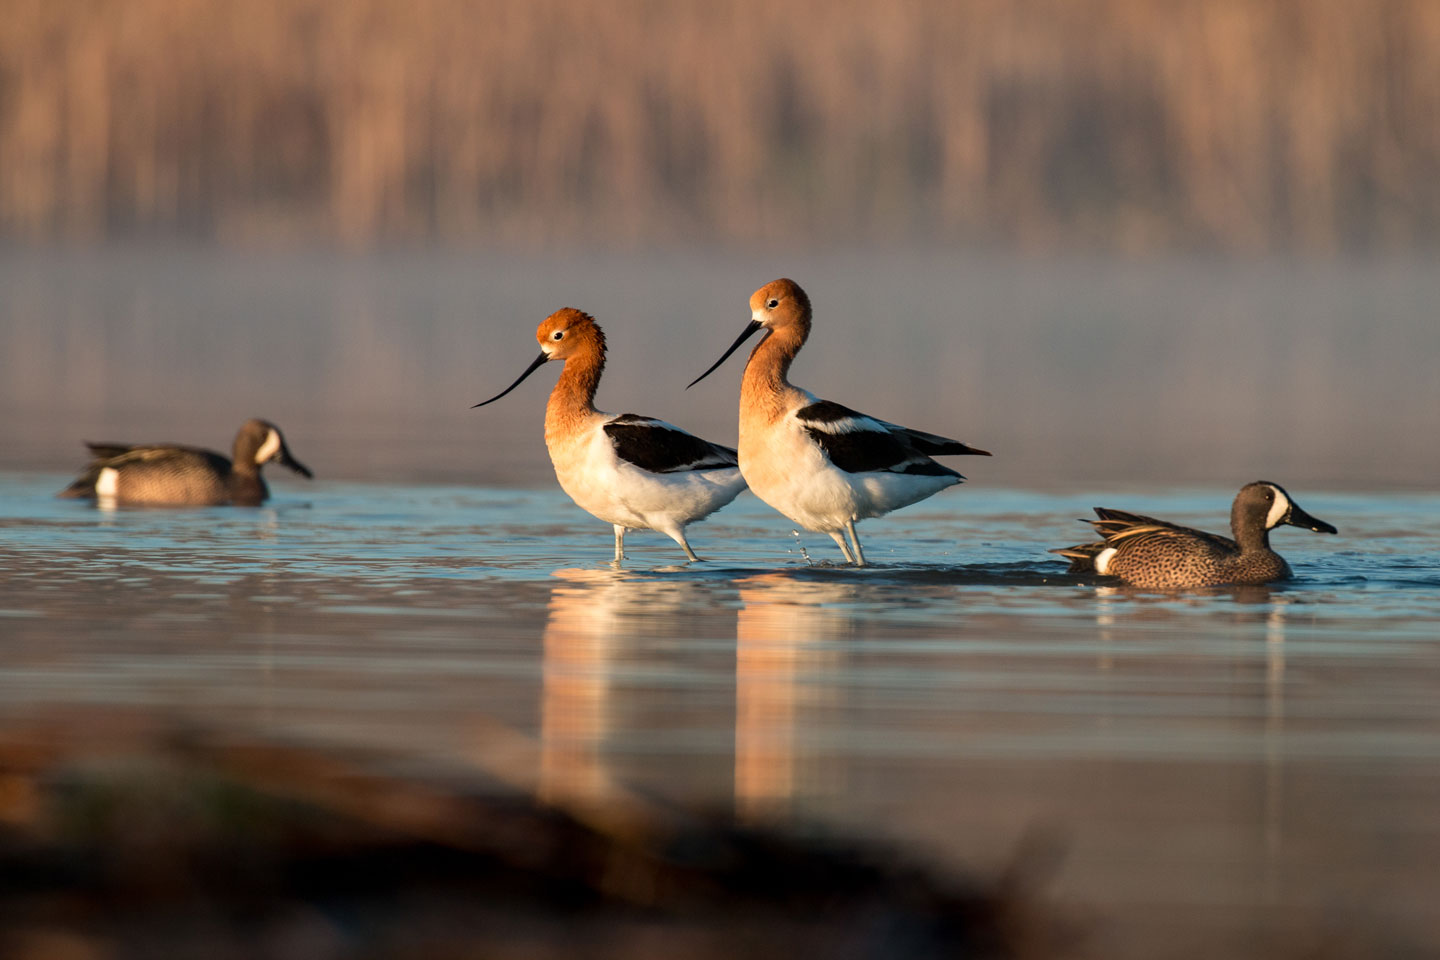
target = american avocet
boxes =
[688,278,990,566]
[57,419,312,506]
[474,308,746,562]
[1052,482,1337,588]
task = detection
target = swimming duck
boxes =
[58,419,312,506]
[1053,481,1337,588]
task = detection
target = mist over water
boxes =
[2,247,1436,491]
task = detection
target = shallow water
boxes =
[3,472,1439,956]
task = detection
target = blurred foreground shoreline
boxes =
[0,709,1058,960]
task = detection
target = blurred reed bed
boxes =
[1,0,1438,251]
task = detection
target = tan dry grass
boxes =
[1,0,1438,250]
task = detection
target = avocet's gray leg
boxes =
[661,524,702,562]
[845,519,866,567]
[828,530,856,564]
[677,535,701,563]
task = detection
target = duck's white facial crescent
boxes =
[1265,486,1291,528]
[254,429,282,465]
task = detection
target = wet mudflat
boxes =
[2,473,1439,958]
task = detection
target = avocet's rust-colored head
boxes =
[748,278,811,330]
[473,308,607,408]
[535,308,606,362]
[688,279,813,389]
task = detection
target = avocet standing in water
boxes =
[688,278,991,565]
[475,309,746,563]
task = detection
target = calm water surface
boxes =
[2,472,1438,957]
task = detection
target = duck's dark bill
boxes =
[278,447,313,479]
[687,320,763,389]
[473,352,549,408]
[1286,502,1337,534]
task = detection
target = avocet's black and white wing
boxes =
[793,400,989,477]
[604,413,739,475]
[874,419,993,459]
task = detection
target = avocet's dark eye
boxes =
[767,298,779,309]
[551,330,564,340]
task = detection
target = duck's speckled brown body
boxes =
[1053,482,1337,589]
[58,419,312,506]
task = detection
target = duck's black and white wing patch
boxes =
[604,413,739,474]
[794,401,960,478]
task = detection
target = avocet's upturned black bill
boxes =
[687,319,763,389]
[472,352,550,408]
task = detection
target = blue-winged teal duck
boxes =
[57,418,312,506]
[1053,481,1337,588]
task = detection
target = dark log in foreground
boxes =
[0,713,1069,960]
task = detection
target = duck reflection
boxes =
[734,574,853,821]
[1094,584,1121,670]
[1088,584,1293,901]
[1263,595,1289,902]
[539,568,696,809]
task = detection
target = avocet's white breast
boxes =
[254,429,282,465]
[1265,485,1291,529]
